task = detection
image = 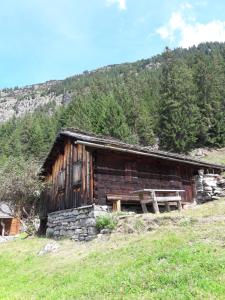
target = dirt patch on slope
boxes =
[113,212,225,235]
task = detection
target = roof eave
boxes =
[41,129,225,175]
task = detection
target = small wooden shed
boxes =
[0,202,20,236]
[40,129,224,228]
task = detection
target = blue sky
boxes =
[1,0,225,88]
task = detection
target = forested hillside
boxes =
[0,42,225,164]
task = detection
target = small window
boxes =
[58,169,65,189]
[73,161,82,186]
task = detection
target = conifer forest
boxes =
[0,42,225,165]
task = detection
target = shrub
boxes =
[96,214,117,231]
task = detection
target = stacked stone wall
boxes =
[46,205,108,241]
[196,171,225,203]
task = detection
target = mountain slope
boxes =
[0,42,225,163]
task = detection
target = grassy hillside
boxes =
[203,148,225,166]
[1,199,225,299]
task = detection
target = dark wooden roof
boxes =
[42,128,225,175]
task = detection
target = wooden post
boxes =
[177,200,182,211]
[176,192,182,211]
[1,219,5,237]
[140,193,148,213]
[113,199,121,212]
[152,191,159,214]
[117,199,121,212]
[165,202,171,212]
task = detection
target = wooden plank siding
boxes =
[41,138,94,216]
[9,218,20,235]
[0,218,20,236]
[93,149,199,205]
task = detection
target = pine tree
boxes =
[193,53,211,145]
[27,122,44,159]
[207,51,225,146]
[194,50,225,147]
[158,48,199,153]
[93,94,132,141]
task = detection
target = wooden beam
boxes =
[140,199,152,204]
[74,140,225,170]
[155,196,181,201]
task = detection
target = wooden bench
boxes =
[106,194,140,212]
[131,189,185,214]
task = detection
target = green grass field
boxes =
[203,147,225,166]
[1,199,225,299]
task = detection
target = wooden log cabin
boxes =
[0,202,20,236]
[40,129,225,229]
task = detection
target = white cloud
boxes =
[157,12,185,41]
[156,6,225,48]
[180,2,192,9]
[106,0,126,11]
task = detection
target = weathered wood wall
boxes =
[93,149,199,204]
[41,139,93,216]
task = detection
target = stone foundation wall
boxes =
[46,205,109,241]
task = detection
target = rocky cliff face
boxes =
[0,80,70,123]
[0,59,160,124]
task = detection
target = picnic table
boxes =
[131,189,185,214]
